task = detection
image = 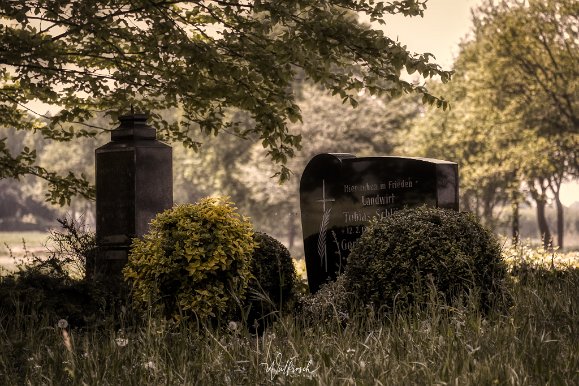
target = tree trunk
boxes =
[536,198,552,249]
[529,178,553,250]
[548,176,565,250]
[511,199,519,246]
[483,198,493,228]
[555,195,564,249]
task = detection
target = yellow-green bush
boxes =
[123,197,256,320]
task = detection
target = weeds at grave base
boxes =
[3,214,94,281]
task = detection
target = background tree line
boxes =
[1,0,577,250]
[404,0,577,249]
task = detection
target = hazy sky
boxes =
[381,0,483,70]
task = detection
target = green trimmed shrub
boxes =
[245,232,297,328]
[344,206,510,313]
[123,197,256,321]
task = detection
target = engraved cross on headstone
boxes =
[316,180,335,212]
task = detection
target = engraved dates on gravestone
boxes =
[299,153,459,293]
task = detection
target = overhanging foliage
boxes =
[0,0,451,204]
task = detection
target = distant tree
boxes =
[0,125,57,228]
[0,0,451,205]
[405,0,578,248]
[468,0,578,247]
[171,112,253,206]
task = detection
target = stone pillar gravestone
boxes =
[300,153,459,293]
[92,113,172,278]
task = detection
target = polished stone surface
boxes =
[300,153,459,293]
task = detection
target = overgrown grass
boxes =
[0,250,578,384]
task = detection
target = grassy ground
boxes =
[0,232,52,273]
[0,251,578,384]
[0,231,50,253]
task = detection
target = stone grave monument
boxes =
[300,153,459,293]
[92,113,172,279]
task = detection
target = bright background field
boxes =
[1,231,578,276]
[0,232,52,273]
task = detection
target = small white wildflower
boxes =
[228,321,239,332]
[115,337,129,347]
[57,319,69,329]
[466,344,480,355]
[359,360,366,371]
[346,348,356,355]
[144,361,156,370]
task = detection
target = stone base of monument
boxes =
[85,247,129,290]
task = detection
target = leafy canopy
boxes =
[0,0,451,204]
[404,0,578,231]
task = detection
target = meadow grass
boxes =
[0,243,578,385]
[0,232,52,273]
[0,232,50,253]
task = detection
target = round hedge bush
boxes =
[246,232,297,313]
[123,197,256,321]
[343,206,510,313]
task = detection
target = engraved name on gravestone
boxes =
[299,153,459,293]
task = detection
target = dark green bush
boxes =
[245,232,297,328]
[0,216,123,328]
[123,197,256,321]
[344,206,510,313]
[0,271,117,328]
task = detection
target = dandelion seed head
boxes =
[57,319,69,329]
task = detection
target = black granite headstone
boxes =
[300,153,459,293]
[93,114,172,279]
